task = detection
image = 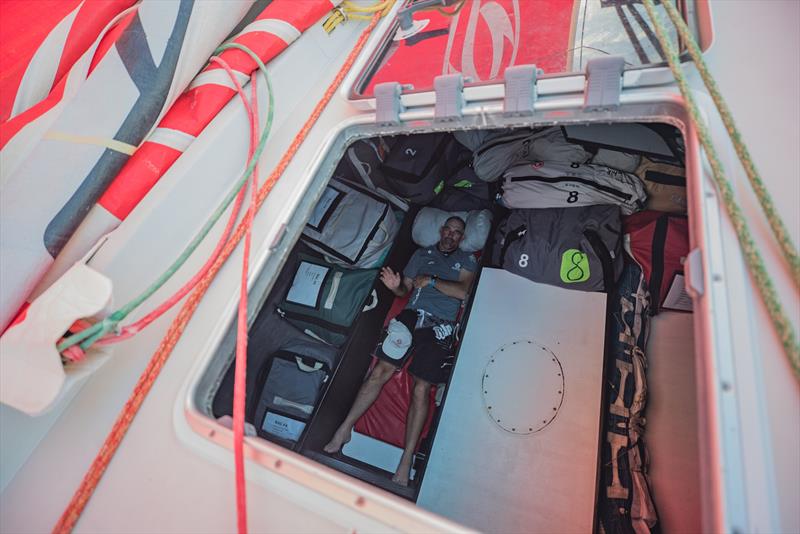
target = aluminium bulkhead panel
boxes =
[417,268,606,533]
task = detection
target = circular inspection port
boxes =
[481,340,565,435]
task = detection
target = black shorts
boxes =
[375,309,454,384]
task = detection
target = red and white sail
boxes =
[0,0,257,332]
[98,0,338,235]
[27,0,339,307]
[1,0,136,124]
[1,0,140,179]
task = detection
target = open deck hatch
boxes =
[189,111,701,533]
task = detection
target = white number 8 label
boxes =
[518,254,529,268]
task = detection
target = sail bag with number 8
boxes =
[501,161,647,215]
[492,206,624,292]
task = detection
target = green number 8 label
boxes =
[560,249,590,283]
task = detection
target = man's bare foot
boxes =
[391,456,413,486]
[323,426,351,454]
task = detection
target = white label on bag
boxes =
[662,274,693,311]
[286,261,329,307]
[262,412,306,441]
[272,395,314,415]
[324,272,342,309]
[308,186,340,229]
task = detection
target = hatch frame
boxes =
[179,71,751,533]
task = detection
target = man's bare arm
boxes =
[412,269,475,301]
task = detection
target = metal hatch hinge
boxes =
[583,56,625,112]
[684,247,705,297]
[434,73,464,122]
[504,65,538,116]
[374,82,405,125]
[398,0,461,31]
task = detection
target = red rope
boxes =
[232,69,261,534]
[52,13,381,533]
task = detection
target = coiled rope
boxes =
[641,0,799,380]
[324,0,393,32]
[52,10,384,533]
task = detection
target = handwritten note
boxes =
[286,261,329,307]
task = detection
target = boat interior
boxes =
[200,122,701,533]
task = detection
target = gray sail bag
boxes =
[470,127,591,182]
[502,160,647,215]
[251,337,340,442]
[301,179,399,269]
[493,206,623,292]
[333,138,410,211]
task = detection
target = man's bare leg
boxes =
[323,360,396,453]
[392,377,431,486]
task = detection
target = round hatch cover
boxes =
[481,340,565,434]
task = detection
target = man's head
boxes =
[438,216,466,253]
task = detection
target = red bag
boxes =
[624,211,691,314]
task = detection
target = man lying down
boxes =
[324,216,476,486]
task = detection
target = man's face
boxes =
[438,218,465,253]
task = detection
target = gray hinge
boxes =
[685,247,705,298]
[374,82,404,125]
[268,223,288,251]
[583,56,625,112]
[398,0,461,32]
[504,65,538,115]
[434,73,464,122]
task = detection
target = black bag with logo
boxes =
[381,133,458,204]
[432,161,494,212]
[333,138,409,211]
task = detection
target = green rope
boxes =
[659,0,800,286]
[640,0,799,380]
[57,43,275,353]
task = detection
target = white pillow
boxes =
[411,207,492,253]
